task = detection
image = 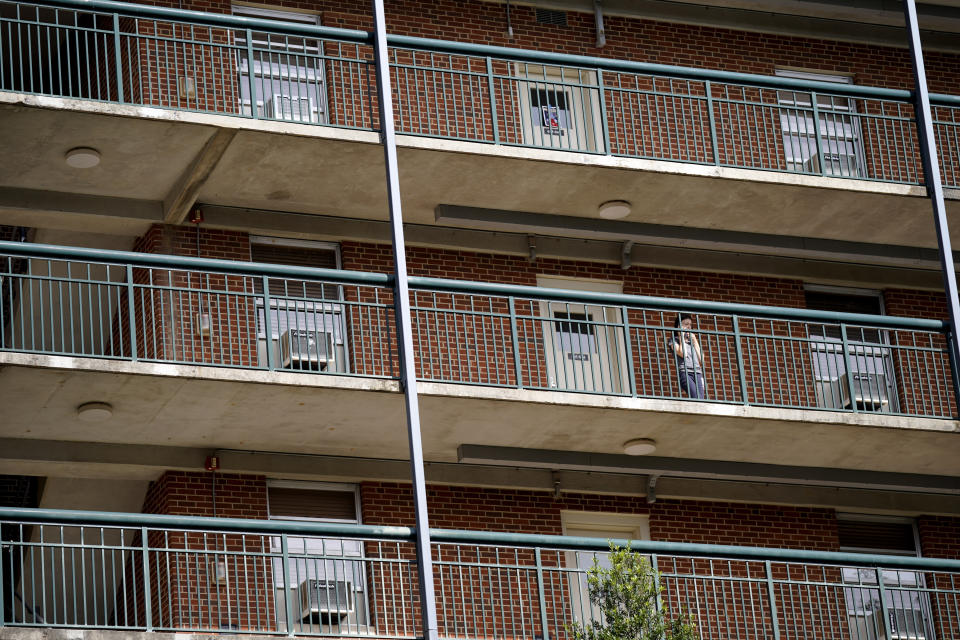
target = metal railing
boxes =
[2,508,960,639]
[1,0,959,186]
[0,240,956,418]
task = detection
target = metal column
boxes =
[903,0,960,403]
[369,3,440,640]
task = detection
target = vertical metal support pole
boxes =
[903,0,960,408]
[732,316,748,404]
[280,534,295,637]
[113,13,124,103]
[596,69,611,155]
[126,264,138,361]
[840,323,859,413]
[485,57,500,145]
[245,30,259,118]
[946,329,960,416]
[261,275,275,370]
[810,92,826,176]
[508,297,523,388]
[0,535,5,628]
[369,4,439,640]
[141,526,153,631]
[535,548,550,640]
[764,561,782,640]
[705,80,720,166]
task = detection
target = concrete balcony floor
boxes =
[0,93,958,251]
[1,351,957,479]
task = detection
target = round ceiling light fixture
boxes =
[597,200,632,220]
[77,401,113,422]
[622,438,657,456]
[65,147,101,169]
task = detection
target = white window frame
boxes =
[775,69,864,178]
[266,481,369,632]
[233,5,326,124]
[561,512,650,626]
[837,514,933,640]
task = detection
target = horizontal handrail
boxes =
[3,507,959,571]
[14,0,960,106]
[0,241,946,331]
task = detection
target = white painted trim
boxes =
[561,510,650,540]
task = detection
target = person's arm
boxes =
[670,337,684,359]
[690,332,703,362]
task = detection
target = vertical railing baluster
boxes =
[126,264,137,360]
[706,80,720,166]
[113,13,124,103]
[246,30,258,118]
[280,534,295,637]
[810,91,826,176]
[508,297,523,388]
[261,275,275,370]
[840,322,858,413]
[621,305,636,397]
[765,561,781,640]
[733,316,749,404]
[535,548,549,640]
[876,568,894,640]
[141,526,153,631]
[597,69,611,155]
[485,57,500,145]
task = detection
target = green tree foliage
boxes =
[569,543,699,640]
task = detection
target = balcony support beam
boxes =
[163,128,237,224]
[904,0,960,408]
[370,2,440,640]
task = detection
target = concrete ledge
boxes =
[0,628,275,640]
[3,351,956,435]
[419,381,960,433]
[0,351,400,393]
[0,91,935,200]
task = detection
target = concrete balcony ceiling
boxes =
[1,95,958,252]
[0,353,957,479]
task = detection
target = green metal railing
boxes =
[2,507,960,638]
[1,0,959,186]
[1,240,956,418]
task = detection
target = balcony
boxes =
[2,507,960,639]
[1,241,957,477]
[1,0,960,248]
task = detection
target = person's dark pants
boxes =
[678,371,706,399]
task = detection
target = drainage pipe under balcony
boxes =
[903,0,960,408]
[370,2,440,640]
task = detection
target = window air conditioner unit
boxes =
[841,372,889,411]
[297,579,355,622]
[280,329,335,370]
[263,94,312,122]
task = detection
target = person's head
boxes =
[674,313,693,331]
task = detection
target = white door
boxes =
[538,277,629,394]
[514,63,605,153]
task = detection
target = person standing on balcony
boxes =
[669,313,706,399]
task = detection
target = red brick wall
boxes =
[361,482,846,640]
[883,289,955,417]
[124,224,258,367]
[116,0,960,183]
[134,471,276,631]
[918,516,960,640]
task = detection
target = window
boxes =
[267,481,370,634]
[838,515,932,640]
[776,70,863,177]
[805,287,897,412]
[234,5,326,123]
[562,512,650,626]
[251,238,347,373]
